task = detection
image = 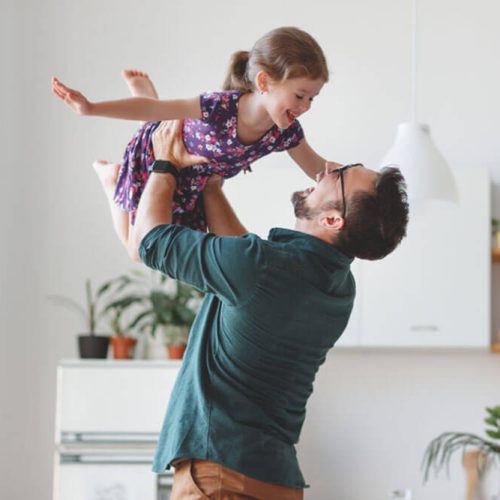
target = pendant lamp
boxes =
[380,0,458,203]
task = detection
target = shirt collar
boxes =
[267,228,354,268]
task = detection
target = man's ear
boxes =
[255,70,270,93]
[319,213,345,232]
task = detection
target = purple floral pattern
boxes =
[114,91,304,231]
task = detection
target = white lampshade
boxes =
[380,122,458,203]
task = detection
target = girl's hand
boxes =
[51,77,92,116]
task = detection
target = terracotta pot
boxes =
[110,336,137,359]
[167,343,187,360]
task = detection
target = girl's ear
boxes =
[255,70,270,93]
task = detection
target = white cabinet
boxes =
[356,167,490,347]
[226,164,490,348]
[56,360,180,434]
[53,360,180,500]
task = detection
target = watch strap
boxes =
[150,160,179,180]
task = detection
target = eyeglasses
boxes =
[326,163,365,219]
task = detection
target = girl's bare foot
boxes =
[93,160,120,200]
[121,69,159,99]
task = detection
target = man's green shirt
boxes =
[140,225,355,488]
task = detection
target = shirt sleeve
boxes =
[273,120,305,152]
[139,224,261,306]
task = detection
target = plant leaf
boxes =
[47,295,87,326]
[485,430,500,440]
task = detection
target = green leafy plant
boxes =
[104,270,202,343]
[422,406,500,481]
[49,278,117,335]
[106,299,136,337]
[492,218,500,236]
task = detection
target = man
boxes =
[131,121,409,499]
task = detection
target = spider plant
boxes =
[422,406,500,481]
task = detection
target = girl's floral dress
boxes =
[114,91,304,231]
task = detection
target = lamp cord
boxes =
[411,0,418,123]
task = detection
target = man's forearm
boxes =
[203,187,247,236]
[132,173,177,256]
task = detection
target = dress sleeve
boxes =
[139,224,261,306]
[199,92,223,124]
[273,120,305,152]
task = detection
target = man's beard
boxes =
[291,191,321,220]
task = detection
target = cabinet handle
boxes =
[410,325,439,333]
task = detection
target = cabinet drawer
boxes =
[56,361,180,435]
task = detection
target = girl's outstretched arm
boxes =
[51,77,202,121]
[288,138,330,179]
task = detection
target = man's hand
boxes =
[52,77,92,116]
[152,120,208,169]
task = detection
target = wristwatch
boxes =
[150,160,179,180]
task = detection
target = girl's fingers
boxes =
[52,86,67,99]
[56,80,77,95]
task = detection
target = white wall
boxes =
[299,350,500,500]
[2,0,500,499]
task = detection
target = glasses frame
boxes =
[326,163,365,219]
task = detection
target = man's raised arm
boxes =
[202,176,247,236]
[132,120,247,258]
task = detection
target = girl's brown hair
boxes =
[223,27,329,91]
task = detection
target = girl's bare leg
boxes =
[94,71,160,259]
[93,160,131,249]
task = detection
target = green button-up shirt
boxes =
[140,225,355,488]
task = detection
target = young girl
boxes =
[52,26,331,254]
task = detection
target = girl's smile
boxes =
[264,76,325,129]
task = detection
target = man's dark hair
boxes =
[334,167,409,260]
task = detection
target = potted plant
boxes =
[157,280,199,359]
[112,270,201,359]
[49,279,114,358]
[492,218,500,249]
[105,300,138,359]
[422,406,500,483]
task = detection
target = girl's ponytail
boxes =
[222,28,328,93]
[222,51,253,91]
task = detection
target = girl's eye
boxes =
[295,94,304,100]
